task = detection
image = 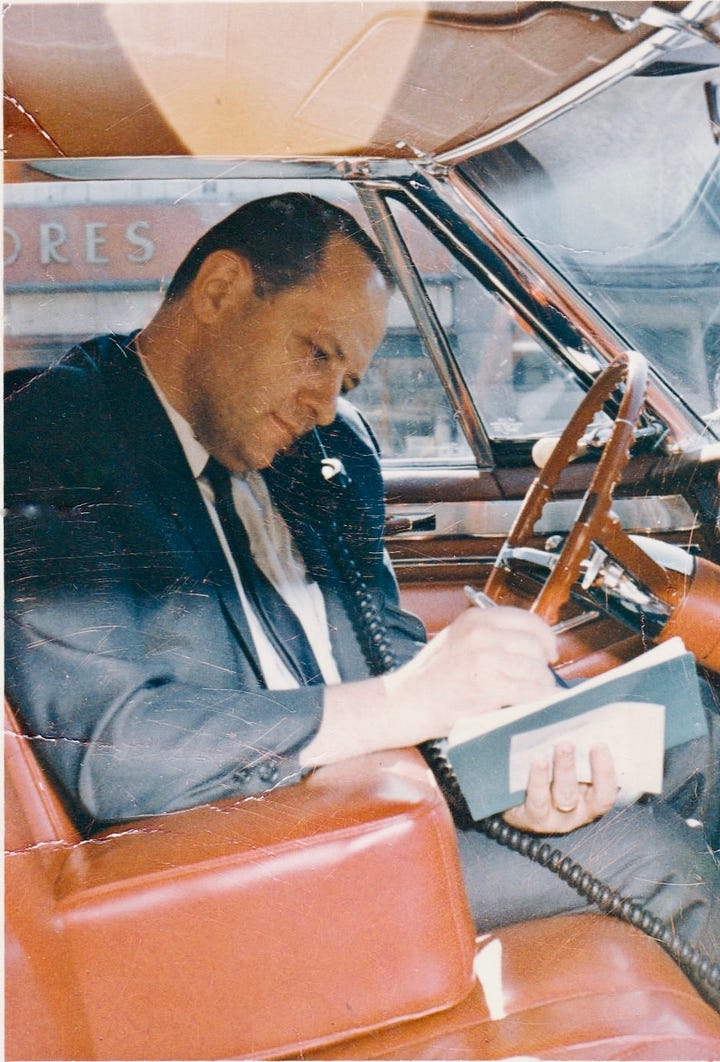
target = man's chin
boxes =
[230,437,287,472]
[256,422,312,469]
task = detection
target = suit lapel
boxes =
[99,336,264,678]
[100,335,370,684]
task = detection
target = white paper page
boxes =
[508,701,665,802]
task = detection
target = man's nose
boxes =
[304,374,341,427]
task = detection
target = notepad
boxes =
[447,638,706,820]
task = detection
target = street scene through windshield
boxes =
[464,42,720,428]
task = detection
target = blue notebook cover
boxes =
[446,638,707,821]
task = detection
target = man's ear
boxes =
[191,250,255,323]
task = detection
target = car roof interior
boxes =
[4,1,681,173]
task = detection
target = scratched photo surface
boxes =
[5,3,720,1059]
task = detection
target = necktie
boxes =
[203,457,323,687]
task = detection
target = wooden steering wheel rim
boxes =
[485,351,651,625]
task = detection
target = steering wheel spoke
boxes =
[594,513,674,602]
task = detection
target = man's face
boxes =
[188,235,390,472]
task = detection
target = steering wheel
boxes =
[484,350,678,626]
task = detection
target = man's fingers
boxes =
[459,605,559,664]
[503,741,620,833]
[523,756,553,819]
[587,742,618,814]
[551,742,580,812]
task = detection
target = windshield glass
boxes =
[460,42,720,435]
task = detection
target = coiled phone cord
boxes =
[314,430,720,999]
[421,738,720,992]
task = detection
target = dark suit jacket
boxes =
[5,333,424,832]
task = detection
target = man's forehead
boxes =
[300,243,389,312]
[321,233,386,283]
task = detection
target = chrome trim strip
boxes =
[357,186,495,469]
[24,156,418,183]
[551,610,603,635]
[391,556,499,568]
[385,495,699,537]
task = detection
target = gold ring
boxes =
[555,801,578,814]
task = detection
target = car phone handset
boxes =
[311,428,720,1005]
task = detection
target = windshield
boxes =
[460,42,720,435]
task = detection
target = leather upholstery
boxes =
[5,704,476,1060]
[305,916,720,1060]
[6,702,720,1060]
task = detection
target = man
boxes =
[5,193,719,1008]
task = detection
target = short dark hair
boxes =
[164,192,394,302]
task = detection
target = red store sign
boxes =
[4,204,231,287]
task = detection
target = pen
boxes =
[463,585,497,609]
[464,582,598,674]
[464,583,572,688]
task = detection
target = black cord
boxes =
[479,815,720,991]
[312,431,720,999]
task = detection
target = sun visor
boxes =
[4,1,687,164]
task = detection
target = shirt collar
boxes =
[142,359,209,479]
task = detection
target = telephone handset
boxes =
[312,429,720,1003]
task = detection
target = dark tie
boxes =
[203,457,323,687]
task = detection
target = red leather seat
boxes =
[6,702,720,1060]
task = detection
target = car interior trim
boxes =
[358,185,496,469]
[434,0,720,164]
[386,494,699,538]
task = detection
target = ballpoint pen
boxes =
[463,585,497,610]
[464,583,599,639]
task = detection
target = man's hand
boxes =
[383,606,561,736]
[303,606,621,832]
[502,741,618,833]
[302,606,561,766]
